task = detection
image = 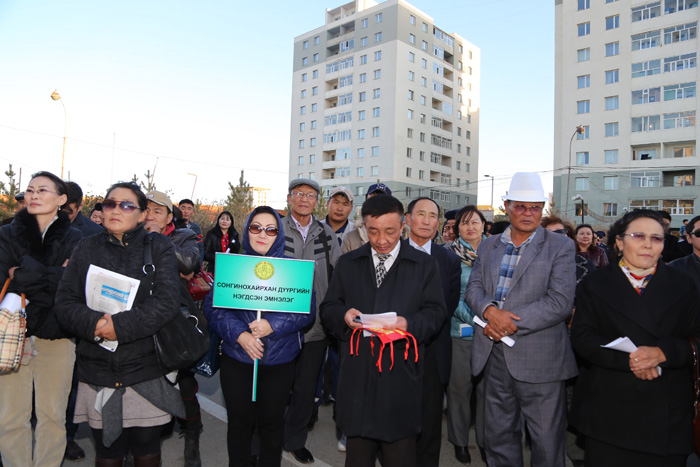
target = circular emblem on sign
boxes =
[254,261,275,280]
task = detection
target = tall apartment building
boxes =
[554,0,698,228]
[289,0,480,211]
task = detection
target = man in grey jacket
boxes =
[282,179,341,464]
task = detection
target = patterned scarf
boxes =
[619,258,656,295]
[448,237,481,267]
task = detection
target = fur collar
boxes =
[12,208,74,253]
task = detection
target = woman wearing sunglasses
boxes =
[56,182,182,467]
[204,206,314,467]
[0,171,82,467]
[570,210,700,466]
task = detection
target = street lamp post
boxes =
[485,174,495,219]
[188,173,198,200]
[565,125,585,221]
[50,90,67,179]
[573,194,585,224]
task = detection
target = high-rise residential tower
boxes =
[554,0,698,228]
[289,0,480,211]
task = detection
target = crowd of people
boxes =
[1,169,699,467]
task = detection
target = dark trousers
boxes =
[416,345,445,467]
[177,369,203,432]
[65,363,80,441]
[92,425,163,459]
[283,339,328,451]
[221,355,294,467]
[346,436,417,467]
[585,438,687,467]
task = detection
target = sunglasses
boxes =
[248,224,279,237]
[689,230,700,238]
[102,199,140,212]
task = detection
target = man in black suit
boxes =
[405,197,461,466]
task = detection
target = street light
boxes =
[50,90,67,179]
[573,194,585,224]
[565,125,585,221]
[188,173,198,200]
[485,174,495,219]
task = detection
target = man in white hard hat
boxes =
[465,172,577,467]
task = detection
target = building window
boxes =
[359,91,366,102]
[302,73,307,82]
[578,48,591,62]
[605,122,619,136]
[360,73,367,83]
[578,75,591,89]
[632,30,661,50]
[312,86,318,95]
[374,69,381,79]
[313,53,319,62]
[299,140,304,149]
[361,37,368,47]
[408,109,414,119]
[410,14,416,25]
[409,52,415,62]
[664,52,697,72]
[420,113,426,124]
[576,152,590,165]
[632,87,661,104]
[421,77,427,87]
[375,32,382,42]
[631,171,661,187]
[605,149,619,163]
[632,2,661,22]
[372,127,379,137]
[302,57,308,66]
[358,129,365,139]
[606,42,620,56]
[373,107,380,118]
[605,69,619,84]
[374,51,382,61]
[371,166,379,176]
[372,146,379,157]
[310,137,316,147]
[664,22,697,44]
[421,95,426,105]
[577,126,590,140]
[633,148,657,160]
[664,82,696,100]
[312,103,317,112]
[576,178,589,190]
[360,55,367,65]
[578,0,590,10]
[408,90,414,100]
[361,18,368,28]
[358,110,366,120]
[300,106,306,115]
[578,22,591,36]
[409,33,416,44]
[604,176,619,190]
[672,145,694,157]
[357,148,365,158]
[631,115,661,132]
[419,170,425,180]
[422,40,428,50]
[663,111,696,129]
[577,100,590,114]
[409,71,415,81]
[311,120,316,129]
[303,40,308,49]
[419,151,425,161]
[373,88,381,99]
[314,36,319,45]
[632,59,661,77]
[300,122,305,132]
[423,22,428,32]
[606,15,620,30]
[456,161,461,170]
[605,96,620,110]
[298,156,304,165]
[665,0,699,14]
[407,147,413,157]
[406,167,412,178]
[376,13,382,23]
[603,203,618,216]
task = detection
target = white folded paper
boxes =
[0,292,28,314]
[602,336,662,376]
[473,315,515,347]
[359,312,397,337]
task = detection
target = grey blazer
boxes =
[465,226,578,383]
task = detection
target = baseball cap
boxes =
[145,190,174,212]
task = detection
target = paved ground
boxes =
[65,372,520,466]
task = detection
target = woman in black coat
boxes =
[56,181,182,467]
[571,210,700,467]
[0,171,82,467]
[203,210,240,273]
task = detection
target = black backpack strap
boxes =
[317,221,332,284]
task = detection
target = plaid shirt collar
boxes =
[495,226,537,302]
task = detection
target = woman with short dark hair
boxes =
[575,224,608,268]
[56,181,183,467]
[203,210,240,273]
[571,210,700,466]
[0,171,82,467]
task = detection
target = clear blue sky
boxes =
[0,0,553,208]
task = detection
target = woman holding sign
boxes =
[56,181,182,467]
[570,210,700,466]
[204,206,314,467]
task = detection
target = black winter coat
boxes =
[203,228,239,272]
[56,225,180,388]
[571,261,700,456]
[320,240,448,442]
[0,209,82,339]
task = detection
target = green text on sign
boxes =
[212,253,314,313]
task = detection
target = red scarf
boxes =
[221,232,229,252]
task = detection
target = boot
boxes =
[132,452,160,467]
[95,458,124,467]
[183,430,202,467]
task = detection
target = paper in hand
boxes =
[602,336,662,376]
[473,316,515,347]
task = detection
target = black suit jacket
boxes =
[571,260,700,455]
[429,243,461,384]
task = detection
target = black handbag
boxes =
[192,325,222,377]
[143,233,209,374]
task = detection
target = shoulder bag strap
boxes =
[143,232,156,295]
[317,221,332,283]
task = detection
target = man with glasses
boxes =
[669,215,700,292]
[465,172,578,467]
[282,179,341,464]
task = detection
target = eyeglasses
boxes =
[102,199,140,212]
[511,204,543,215]
[689,230,700,238]
[291,191,318,200]
[619,233,664,245]
[248,224,279,237]
[25,188,57,196]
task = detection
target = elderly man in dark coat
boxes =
[320,195,448,467]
